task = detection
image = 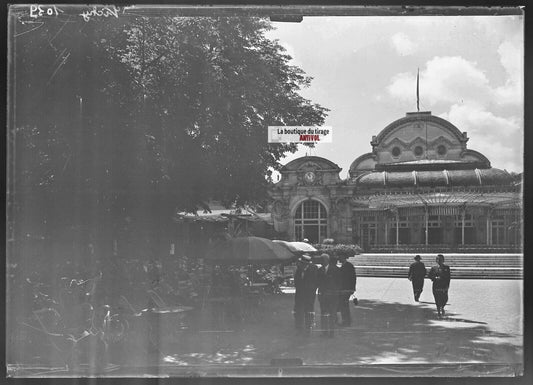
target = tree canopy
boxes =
[11,15,327,246]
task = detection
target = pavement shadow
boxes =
[326,298,521,366]
[115,295,522,370]
[440,317,487,325]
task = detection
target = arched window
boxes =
[294,200,327,243]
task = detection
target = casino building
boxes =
[269,111,522,252]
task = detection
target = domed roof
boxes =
[357,168,512,189]
[374,111,467,146]
[350,112,495,178]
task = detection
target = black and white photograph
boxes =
[6,4,524,378]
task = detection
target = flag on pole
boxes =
[416,68,420,112]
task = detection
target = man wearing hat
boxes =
[293,254,318,335]
[337,253,357,326]
[408,255,426,302]
[317,253,341,337]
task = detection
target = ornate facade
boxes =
[269,111,522,252]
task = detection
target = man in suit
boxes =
[428,254,451,317]
[337,254,356,326]
[317,253,341,337]
[293,254,318,335]
[408,255,426,302]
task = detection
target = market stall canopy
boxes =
[272,240,318,253]
[205,236,295,265]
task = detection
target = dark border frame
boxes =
[2,1,530,385]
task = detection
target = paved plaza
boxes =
[10,277,523,377]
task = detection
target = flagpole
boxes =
[416,68,420,112]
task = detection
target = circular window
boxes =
[414,146,424,157]
[391,147,401,157]
[437,145,447,156]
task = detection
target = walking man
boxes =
[428,254,451,317]
[293,254,318,335]
[337,254,356,326]
[317,253,341,337]
[408,255,426,302]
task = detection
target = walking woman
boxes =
[428,254,451,317]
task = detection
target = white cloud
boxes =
[472,15,523,43]
[387,54,522,172]
[391,33,417,56]
[494,33,523,105]
[386,72,413,103]
[499,37,521,77]
[443,103,519,137]
[268,15,524,173]
[387,56,492,107]
[439,103,522,172]
[472,139,522,172]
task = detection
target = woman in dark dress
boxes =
[428,254,451,317]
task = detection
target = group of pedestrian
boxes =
[293,253,356,338]
[294,252,451,335]
[408,254,451,317]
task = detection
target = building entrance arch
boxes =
[294,200,327,243]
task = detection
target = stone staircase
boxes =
[349,253,523,279]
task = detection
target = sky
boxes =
[265,15,524,178]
